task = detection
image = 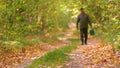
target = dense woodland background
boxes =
[0,0,120,67]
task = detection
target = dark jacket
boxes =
[76,13,92,29]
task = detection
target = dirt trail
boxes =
[61,38,120,68]
[15,22,120,68]
[15,23,76,68]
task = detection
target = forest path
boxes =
[61,38,120,68]
[15,22,76,68]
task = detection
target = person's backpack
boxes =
[90,29,95,35]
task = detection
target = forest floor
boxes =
[1,23,120,68]
[61,38,120,68]
[15,23,75,68]
[27,23,120,68]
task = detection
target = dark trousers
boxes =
[80,28,88,44]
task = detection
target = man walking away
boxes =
[76,8,92,45]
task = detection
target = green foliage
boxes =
[0,43,17,55]
[0,0,71,42]
[87,0,120,50]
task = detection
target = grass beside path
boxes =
[27,38,80,68]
